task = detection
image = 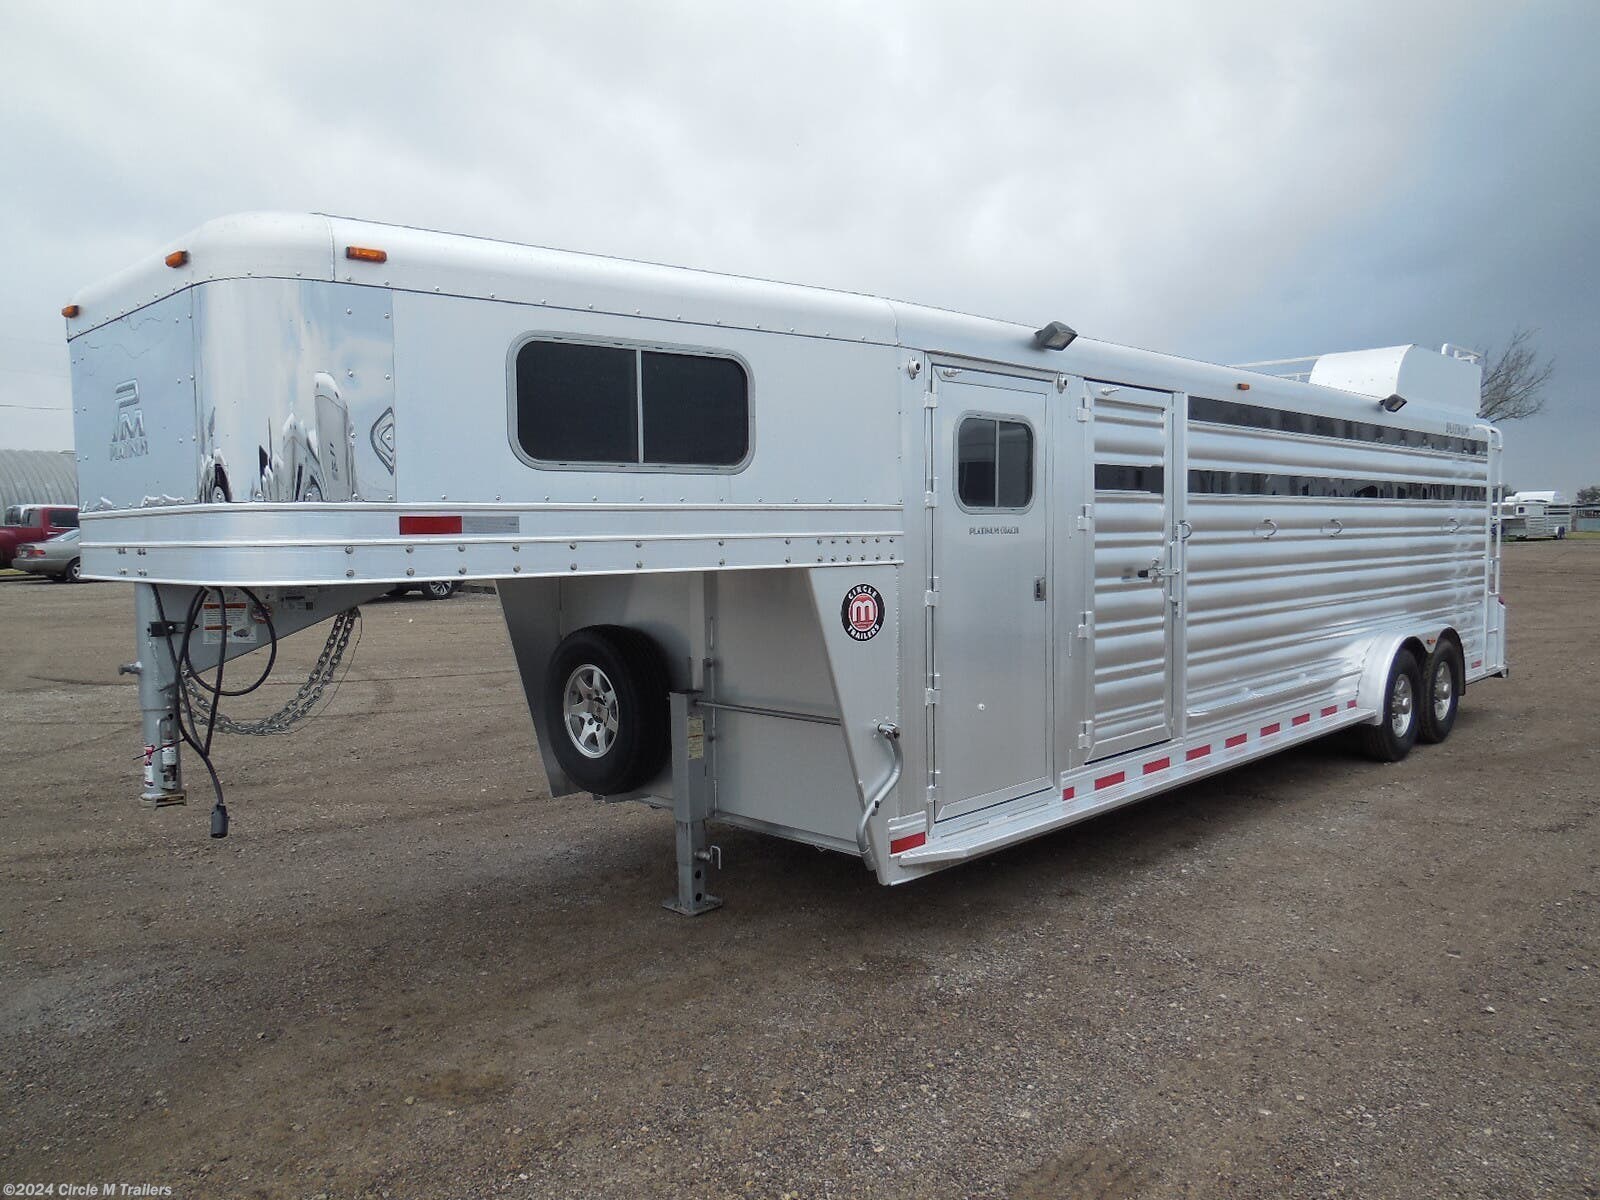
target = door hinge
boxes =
[1076,504,1093,531]
[1075,402,1091,423]
[924,484,938,508]
[1076,611,1093,639]
[923,389,938,409]
[925,586,939,607]
[1077,720,1094,749]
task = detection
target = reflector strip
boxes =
[1143,757,1170,775]
[1471,659,1482,669]
[1321,705,1339,717]
[1292,713,1310,726]
[890,831,926,855]
[1185,744,1211,761]
[1062,786,1076,801]
[1225,733,1247,748]
[1094,771,1125,791]
[399,515,462,535]
[1261,722,1281,736]
[1347,699,1358,709]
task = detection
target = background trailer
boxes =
[65,214,1507,912]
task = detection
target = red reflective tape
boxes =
[1225,733,1248,749]
[1292,713,1310,726]
[1321,705,1339,718]
[1094,771,1125,790]
[1261,722,1281,736]
[1471,659,1483,669]
[399,514,462,535]
[1185,744,1211,761]
[1143,757,1170,775]
[1062,786,1076,801]
[889,831,926,855]
[1346,699,1357,709]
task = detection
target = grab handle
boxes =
[856,721,902,860]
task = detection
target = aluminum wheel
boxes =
[563,664,620,759]
[1431,664,1453,722]
[1390,672,1415,738]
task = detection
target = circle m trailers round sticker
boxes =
[841,583,885,642]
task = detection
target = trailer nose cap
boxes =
[1033,321,1078,351]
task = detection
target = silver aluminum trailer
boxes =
[1499,498,1553,540]
[64,214,1508,912]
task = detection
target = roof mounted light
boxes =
[345,245,388,264]
[61,304,80,318]
[1380,393,1407,413]
[164,250,189,268]
[1033,321,1078,351]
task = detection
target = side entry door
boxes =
[1086,382,1177,761]
[931,368,1052,820]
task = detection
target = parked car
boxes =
[385,580,460,601]
[12,528,84,582]
[0,504,78,569]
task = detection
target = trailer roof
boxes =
[64,212,1491,436]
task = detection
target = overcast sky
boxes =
[2,0,1594,494]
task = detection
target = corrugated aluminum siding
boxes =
[0,448,77,511]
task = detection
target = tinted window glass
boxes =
[958,417,1033,509]
[53,509,79,528]
[515,341,638,464]
[514,340,748,468]
[641,352,749,465]
[957,418,997,507]
[996,421,1033,508]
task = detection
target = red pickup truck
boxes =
[0,504,79,569]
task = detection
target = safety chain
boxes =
[185,608,361,735]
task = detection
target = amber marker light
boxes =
[165,249,190,268]
[1236,382,1251,391]
[345,245,388,263]
[61,304,80,318]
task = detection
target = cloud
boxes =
[1,0,1592,490]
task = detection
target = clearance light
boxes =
[1236,382,1251,391]
[61,304,80,318]
[165,250,190,268]
[345,245,388,264]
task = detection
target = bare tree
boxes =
[1478,327,1554,422]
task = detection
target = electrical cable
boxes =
[154,586,283,838]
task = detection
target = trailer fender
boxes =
[1355,631,1428,725]
[499,576,581,798]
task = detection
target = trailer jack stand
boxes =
[663,692,723,916]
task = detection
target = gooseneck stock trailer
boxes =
[65,214,1507,913]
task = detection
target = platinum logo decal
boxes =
[110,380,149,461]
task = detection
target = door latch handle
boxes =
[1034,576,1047,601]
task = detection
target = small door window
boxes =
[957,417,1033,510]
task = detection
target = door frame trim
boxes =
[927,362,1055,824]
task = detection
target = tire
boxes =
[543,625,671,794]
[1360,649,1423,762]
[421,581,458,600]
[1419,643,1462,744]
[65,558,82,583]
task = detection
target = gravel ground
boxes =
[2,544,1596,1200]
